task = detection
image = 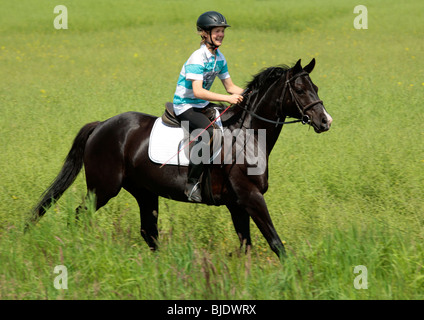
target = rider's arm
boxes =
[221,77,244,95]
[192,80,243,105]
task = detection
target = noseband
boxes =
[239,71,323,126]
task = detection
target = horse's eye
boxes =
[295,87,304,94]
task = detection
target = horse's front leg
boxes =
[235,188,286,259]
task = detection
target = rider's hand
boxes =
[227,94,244,105]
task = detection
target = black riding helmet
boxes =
[196,11,231,31]
[197,11,230,50]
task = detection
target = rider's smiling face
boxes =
[204,27,225,49]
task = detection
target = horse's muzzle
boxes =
[311,110,332,133]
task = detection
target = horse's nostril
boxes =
[320,118,330,131]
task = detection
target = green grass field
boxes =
[1,0,423,300]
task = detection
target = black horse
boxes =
[28,59,332,259]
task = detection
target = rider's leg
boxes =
[176,108,214,202]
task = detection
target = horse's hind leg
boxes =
[75,167,123,220]
[131,189,159,250]
[74,186,122,222]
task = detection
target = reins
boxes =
[237,70,322,126]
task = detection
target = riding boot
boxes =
[184,129,213,203]
[185,160,204,202]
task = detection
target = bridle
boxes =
[238,71,323,126]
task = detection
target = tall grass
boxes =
[1,0,423,299]
[1,201,423,299]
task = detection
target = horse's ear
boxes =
[293,59,302,73]
[304,58,316,74]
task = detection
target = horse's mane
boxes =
[245,65,290,93]
[221,64,292,123]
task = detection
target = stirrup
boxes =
[186,181,202,203]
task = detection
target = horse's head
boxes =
[283,59,332,133]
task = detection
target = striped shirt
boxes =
[173,44,230,116]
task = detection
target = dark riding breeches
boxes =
[176,107,214,162]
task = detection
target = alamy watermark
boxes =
[353,5,368,29]
[52,264,369,291]
[53,5,369,30]
[353,265,368,289]
[53,265,68,289]
[181,121,267,176]
[52,5,369,31]
[54,5,68,30]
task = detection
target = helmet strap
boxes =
[206,30,219,51]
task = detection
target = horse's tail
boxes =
[26,121,100,230]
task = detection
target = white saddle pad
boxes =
[148,110,223,166]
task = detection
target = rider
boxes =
[173,11,244,202]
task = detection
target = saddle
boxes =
[161,103,181,127]
[161,102,222,128]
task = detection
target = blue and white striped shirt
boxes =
[173,44,230,116]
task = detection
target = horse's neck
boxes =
[224,95,284,155]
